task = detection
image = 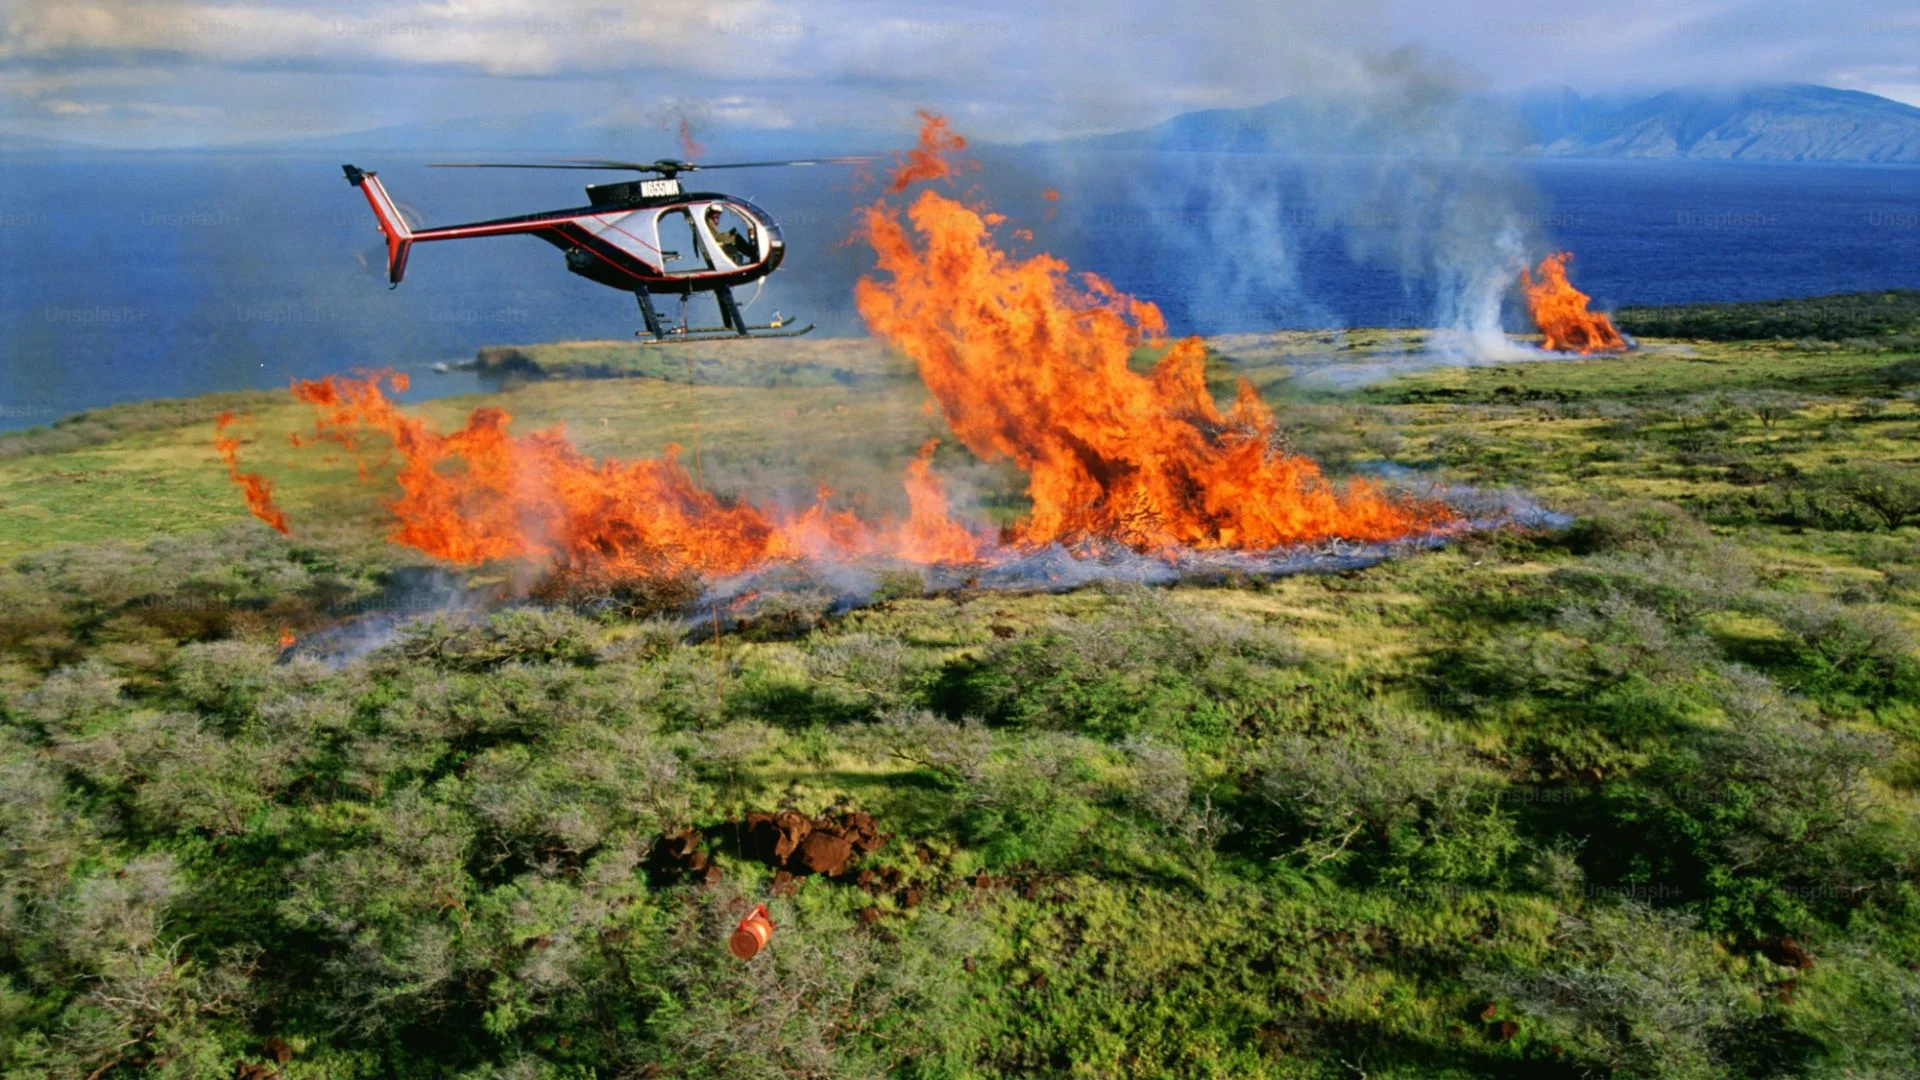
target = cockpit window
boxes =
[656,208,712,274]
[702,204,759,267]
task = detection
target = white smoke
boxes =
[1033,13,1566,370]
[690,477,1568,624]
[282,567,500,668]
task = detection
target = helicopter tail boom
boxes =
[343,165,413,286]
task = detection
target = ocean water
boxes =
[1,148,1916,432]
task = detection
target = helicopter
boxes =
[342,155,870,343]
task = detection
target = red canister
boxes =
[729,904,774,960]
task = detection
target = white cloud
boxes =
[2,0,1915,147]
[40,97,109,115]
[126,101,218,119]
[0,1,774,77]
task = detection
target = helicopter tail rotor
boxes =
[343,165,414,286]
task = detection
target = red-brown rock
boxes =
[648,828,715,887]
[772,810,814,860]
[1764,936,1815,970]
[796,831,854,876]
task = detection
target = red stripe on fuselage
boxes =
[406,213,761,287]
[412,217,577,241]
[558,222,762,283]
[546,221,663,285]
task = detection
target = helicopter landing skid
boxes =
[636,322,816,345]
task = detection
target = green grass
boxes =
[1356,341,1920,406]
[0,330,1916,1078]
[473,336,913,387]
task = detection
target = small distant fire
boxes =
[886,111,971,193]
[677,118,705,162]
[1522,252,1628,355]
[218,114,1458,587]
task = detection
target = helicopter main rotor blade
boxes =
[554,156,878,172]
[427,155,878,176]
[553,159,686,171]
[691,156,878,170]
[427,162,646,171]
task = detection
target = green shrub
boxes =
[8,659,124,734]
[1762,594,1919,707]
[1475,903,1759,1079]
[392,609,601,671]
[166,640,278,724]
[960,731,1112,867]
[1118,736,1193,831]
[1723,389,1806,429]
[1598,717,1892,936]
[1812,463,1920,531]
[934,587,1298,747]
[1253,719,1520,886]
[1791,924,1920,1074]
[0,733,98,947]
[1560,499,1717,557]
[803,631,935,715]
[1548,549,1755,623]
[642,886,985,1078]
[875,707,992,788]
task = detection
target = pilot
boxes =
[705,206,755,266]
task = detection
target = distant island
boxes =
[1519,84,1920,163]
[1071,84,1920,165]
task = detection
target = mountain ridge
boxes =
[1068,84,1920,164]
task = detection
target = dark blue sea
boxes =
[2,147,1917,432]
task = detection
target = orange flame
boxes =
[214,412,290,534]
[887,110,969,193]
[1522,252,1627,354]
[893,439,980,563]
[852,113,1442,550]
[854,189,1445,550]
[277,627,296,649]
[274,373,979,578]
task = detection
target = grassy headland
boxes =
[1614,289,1920,346]
[0,323,1916,1078]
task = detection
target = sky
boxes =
[1,0,1916,148]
